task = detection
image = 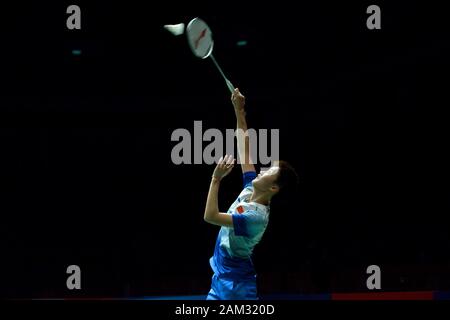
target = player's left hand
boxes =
[212,155,235,180]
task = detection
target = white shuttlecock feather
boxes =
[163,23,185,36]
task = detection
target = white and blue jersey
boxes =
[209,171,270,281]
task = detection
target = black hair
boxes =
[274,160,300,194]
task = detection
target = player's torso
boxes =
[219,188,269,258]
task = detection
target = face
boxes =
[252,165,280,193]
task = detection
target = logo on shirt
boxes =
[236,206,244,214]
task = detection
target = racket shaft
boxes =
[210,54,235,93]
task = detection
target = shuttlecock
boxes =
[163,23,185,36]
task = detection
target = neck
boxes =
[250,189,271,206]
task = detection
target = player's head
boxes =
[252,160,299,197]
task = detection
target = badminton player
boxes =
[204,88,298,300]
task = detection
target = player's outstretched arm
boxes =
[203,155,235,227]
[231,89,256,174]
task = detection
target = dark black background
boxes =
[1,1,449,298]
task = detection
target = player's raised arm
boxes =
[231,88,256,174]
[203,155,235,227]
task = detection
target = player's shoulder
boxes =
[242,206,268,221]
[247,203,270,220]
[242,171,257,188]
[238,186,253,201]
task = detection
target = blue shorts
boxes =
[206,274,258,300]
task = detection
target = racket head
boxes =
[186,17,214,59]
